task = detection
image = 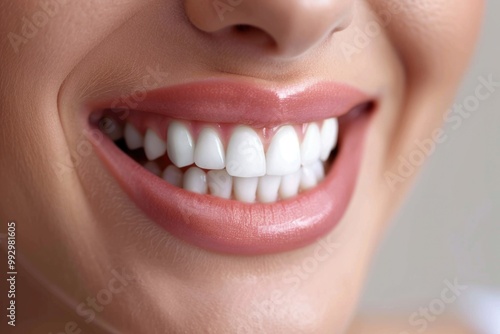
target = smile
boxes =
[85,80,375,255]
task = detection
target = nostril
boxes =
[232,24,268,37]
[184,0,354,58]
[230,24,277,49]
[234,24,252,33]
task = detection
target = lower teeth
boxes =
[139,160,327,203]
[122,141,331,204]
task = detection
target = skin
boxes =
[0,0,483,333]
[348,317,475,334]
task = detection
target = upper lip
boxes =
[87,79,374,255]
[88,79,371,126]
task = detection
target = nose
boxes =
[184,0,354,58]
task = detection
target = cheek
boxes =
[363,0,484,174]
[378,0,484,77]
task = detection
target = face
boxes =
[0,0,483,333]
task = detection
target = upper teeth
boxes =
[194,127,225,170]
[265,125,301,176]
[226,126,266,177]
[114,117,338,202]
[144,129,167,161]
[124,123,143,150]
[133,119,338,175]
[166,121,195,167]
[320,118,339,161]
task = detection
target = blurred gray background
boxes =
[359,0,500,314]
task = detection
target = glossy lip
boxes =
[86,80,374,255]
[87,79,370,127]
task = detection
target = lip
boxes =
[88,80,370,126]
[86,80,374,255]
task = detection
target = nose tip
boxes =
[184,0,354,58]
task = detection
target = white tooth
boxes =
[183,167,207,194]
[311,161,325,182]
[320,118,339,161]
[207,170,233,199]
[167,121,195,168]
[162,165,183,187]
[100,117,123,141]
[257,175,281,203]
[144,129,167,161]
[301,123,321,165]
[300,166,317,191]
[124,123,143,150]
[266,125,301,176]
[143,161,161,176]
[279,170,301,199]
[233,177,258,203]
[194,128,225,170]
[226,126,266,177]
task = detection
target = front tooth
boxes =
[226,126,266,178]
[300,166,317,190]
[233,177,258,203]
[207,170,233,199]
[167,121,195,168]
[320,118,339,161]
[183,167,207,194]
[162,165,183,187]
[311,160,325,181]
[124,123,143,150]
[257,175,281,203]
[279,170,301,199]
[266,125,301,176]
[301,123,321,165]
[194,128,225,170]
[144,129,167,160]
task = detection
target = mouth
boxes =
[85,80,375,255]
